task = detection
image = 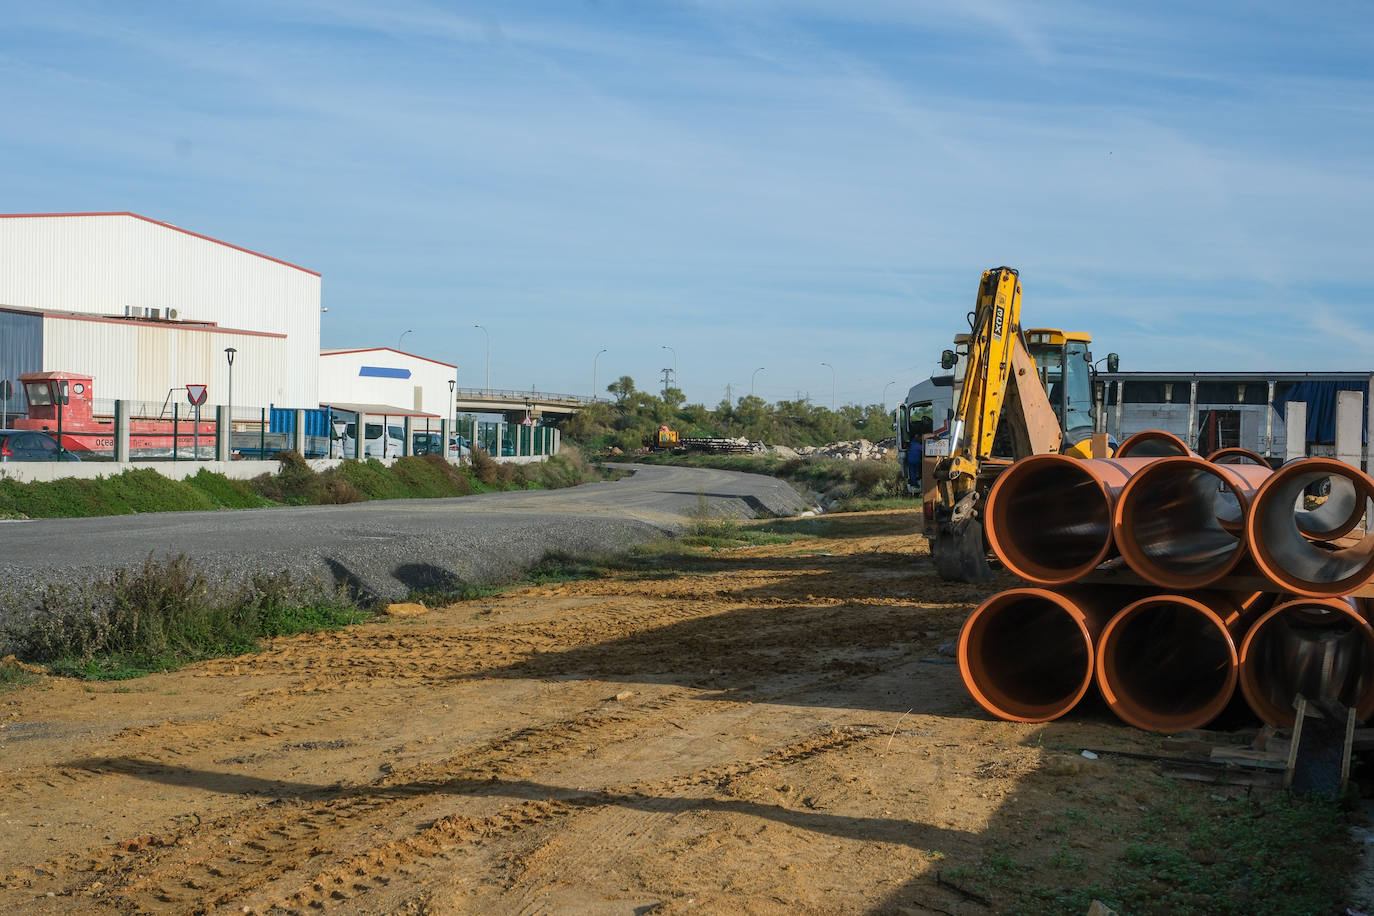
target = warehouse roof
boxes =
[0,212,320,277]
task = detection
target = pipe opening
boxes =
[1294,473,1362,540]
[1239,601,1374,727]
[1252,463,1374,594]
[1097,598,1237,731]
[1118,463,1244,585]
[987,462,1110,581]
[961,594,1092,721]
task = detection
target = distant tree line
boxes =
[562,376,893,452]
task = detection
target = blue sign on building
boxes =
[359,366,411,379]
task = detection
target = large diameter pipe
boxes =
[958,586,1124,723]
[1116,430,1193,458]
[1237,596,1374,727]
[1208,447,1269,466]
[984,455,1159,584]
[1095,592,1248,733]
[1247,458,1374,596]
[1114,456,1271,589]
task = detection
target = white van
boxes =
[336,422,404,458]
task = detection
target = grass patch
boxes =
[0,656,38,690]
[677,492,798,549]
[405,582,504,607]
[0,448,606,520]
[944,782,1353,915]
[526,551,618,585]
[6,557,371,679]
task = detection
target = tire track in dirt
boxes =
[0,688,738,911]
[270,726,881,914]
[0,512,991,914]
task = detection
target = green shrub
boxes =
[470,448,500,486]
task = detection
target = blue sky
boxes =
[3,1,1372,408]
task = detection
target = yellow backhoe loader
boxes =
[926,266,1118,581]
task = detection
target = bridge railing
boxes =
[453,388,597,406]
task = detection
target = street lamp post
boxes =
[751,367,765,398]
[593,348,607,401]
[398,329,412,350]
[821,362,836,411]
[474,325,490,393]
[448,378,456,433]
[883,380,896,411]
[661,345,677,391]
[224,347,237,451]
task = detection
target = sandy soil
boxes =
[0,511,1355,914]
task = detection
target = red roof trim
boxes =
[0,305,287,339]
[321,347,456,369]
[0,212,321,278]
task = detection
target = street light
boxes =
[225,347,237,444]
[883,380,896,410]
[593,348,607,401]
[398,329,412,350]
[661,345,677,391]
[751,367,765,398]
[821,361,836,411]
[474,324,490,393]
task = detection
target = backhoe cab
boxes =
[926,267,1116,582]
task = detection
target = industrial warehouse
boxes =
[0,211,321,414]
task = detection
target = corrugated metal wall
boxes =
[43,316,287,413]
[0,214,319,408]
[0,310,42,417]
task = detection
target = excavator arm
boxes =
[932,267,1063,581]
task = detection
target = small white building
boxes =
[319,347,457,422]
[0,212,321,415]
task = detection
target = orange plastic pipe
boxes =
[1116,429,1193,458]
[984,454,1159,584]
[1207,446,1269,466]
[1237,596,1374,727]
[1247,458,1374,596]
[1113,456,1271,589]
[958,586,1126,723]
[1095,592,1248,733]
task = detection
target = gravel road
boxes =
[0,464,811,627]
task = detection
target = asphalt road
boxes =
[0,464,811,630]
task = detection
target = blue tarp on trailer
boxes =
[1273,380,1368,445]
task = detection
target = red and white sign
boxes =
[186,384,208,406]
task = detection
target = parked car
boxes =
[0,430,82,461]
[449,435,471,461]
[336,422,404,458]
[411,432,445,456]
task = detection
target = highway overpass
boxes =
[453,388,596,423]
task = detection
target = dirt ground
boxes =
[0,511,1361,914]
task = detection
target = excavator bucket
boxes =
[933,516,995,582]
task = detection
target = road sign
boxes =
[186,384,208,406]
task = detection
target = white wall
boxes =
[44,314,287,412]
[319,348,457,419]
[0,213,320,408]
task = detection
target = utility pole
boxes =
[660,367,674,396]
[724,383,733,404]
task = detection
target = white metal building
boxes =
[319,348,457,421]
[0,212,321,414]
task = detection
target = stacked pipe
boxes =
[958,434,1374,732]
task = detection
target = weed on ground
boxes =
[5,556,371,679]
